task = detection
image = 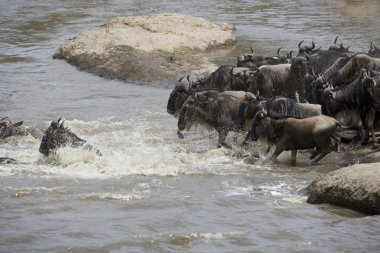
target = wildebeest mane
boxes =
[309,50,346,74]
[318,55,353,86]
[335,54,378,87]
[197,65,234,89]
[262,97,310,119]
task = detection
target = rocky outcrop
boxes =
[307,163,380,215]
[53,13,236,82]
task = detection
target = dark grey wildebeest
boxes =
[39,118,101,156]
[167,65,255,117]
[177,90,247,148]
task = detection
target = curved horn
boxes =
[370,41,374,51]
[311,41,315,49]
[250,47,254,53]
[334,36,338,44]
[58,117,65,128]
[277,47,282,55]
[288,50,293,59]
[186,75,193,87]
[178,76,186,83]
[298,40,304,49]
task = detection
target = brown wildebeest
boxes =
[251,111,339,164]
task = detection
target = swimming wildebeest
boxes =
[39,118,101,156]
[177,90,247,148]
[167,65,254,117]
[251,111,339,164]
[0,117,42,139]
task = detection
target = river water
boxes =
[1,1,380,252]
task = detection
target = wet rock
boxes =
[307,163,380,215]
[53,13,236,82]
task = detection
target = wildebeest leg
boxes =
[360,111,370,145]
[366,109,377,147]
[217,129,231,149]
[311,150,329,164]
[290,149,297,165]
[309,147,320,160]
[177,130,184,139]
[270,146,284,162]
[265,144,272,154]
[241,131,251,147]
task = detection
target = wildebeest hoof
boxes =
[177,131,184,139]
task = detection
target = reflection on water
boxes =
[1,1,380,252]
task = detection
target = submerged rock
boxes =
[307,163,380,215]
[53,13,236,82]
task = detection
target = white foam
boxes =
[0,118,259,178]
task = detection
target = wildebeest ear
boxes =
[12,121,23,127]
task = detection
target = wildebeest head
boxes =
[328,36,350,53]
[167,76,194,117]
[238,92,261,128]
[250,110,268,141]
[0,117,26,139]
[39,118,86,156]
[237,47,289,68]
[296,40,320,57]
[321,69,377,116]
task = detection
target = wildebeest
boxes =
[251,111,339,164]
[328,36,350,53]
[177,90,247,148]
[311,54,380,89]
[39,118,101,156]
[167,65,254,117]
[237,47,289,68]
[0,117,42,139]
[238,93,321,148]
[247,64,292,99]
[321,70,380,145]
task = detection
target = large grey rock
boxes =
[53,13,236,82]
[307,163,380,215]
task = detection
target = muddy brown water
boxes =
[1,1,380,252]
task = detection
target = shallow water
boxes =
[1,1,380,252]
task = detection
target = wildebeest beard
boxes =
[39,118,100,156]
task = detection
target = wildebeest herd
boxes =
[167,37,380,164]
[2,37,380,165]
